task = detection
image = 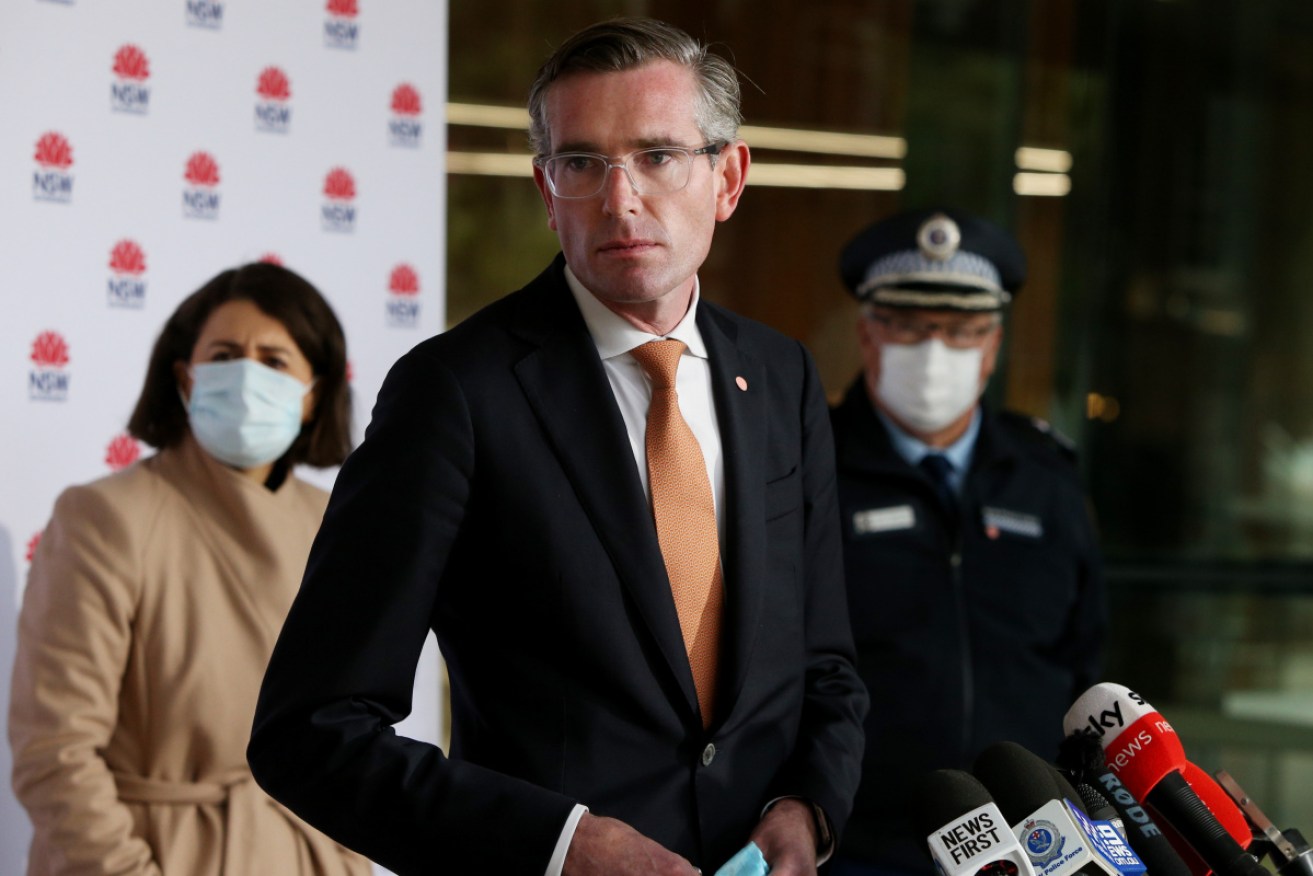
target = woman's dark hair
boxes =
[127,262,353,468]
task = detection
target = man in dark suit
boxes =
[247,18,867,876]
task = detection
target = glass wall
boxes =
[446,0,1313,829]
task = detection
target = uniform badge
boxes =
[981,506,1043,539]
[853,504,916,535]
[1022,819,1065,866]
[917,213,961,262]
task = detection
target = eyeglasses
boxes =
[868,313,1000,349]
[534,143,727,199]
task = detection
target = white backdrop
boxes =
[0,2,448,873]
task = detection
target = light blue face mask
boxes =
[185,359,313,469]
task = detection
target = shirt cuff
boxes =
[762,796,835,864]
[545,803,589,876]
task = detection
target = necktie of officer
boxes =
[629,339,722,728]
[919,453,958,522]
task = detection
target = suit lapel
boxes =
[510,263,700,717]
[698,305,767,726]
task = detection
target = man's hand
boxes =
[564,812,700,876]
[747,798,819,876]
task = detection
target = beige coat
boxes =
[9,437,370,876]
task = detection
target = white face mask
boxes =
[185,359,312,469]
[876,338,985,434]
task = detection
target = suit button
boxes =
[701,743,716,766]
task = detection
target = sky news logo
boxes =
[108,239,148,308]
[389,83,422,148]
[29,331,70,401]
[111,44,151,114]
[321,167,356,232]
[386,263,420,327]
[183,151,221,220]
[324,0,359,49]
[255,66,292,133]
[33,131,74,203]
[187,0,223,29]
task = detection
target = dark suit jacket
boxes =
[248,256,868,875]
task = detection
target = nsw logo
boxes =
[386,263,420,327]
[29,331,71,401]
[321,167,357,232]
[111,44,151,114]
[324,0,359,49]
[105,433,142,470]
[389,83,422,148]
[183,151,221,220]
[186,0,224,29]
[107,239,148,308]
[255,66,292,133]
[33,132,74,203]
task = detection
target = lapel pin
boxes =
[735,376,748,391]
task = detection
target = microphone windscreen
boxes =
[1057,731,1111,783]
[973,741,1066,824]
[912,769,997,838]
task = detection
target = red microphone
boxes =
[1063,684,1260,876]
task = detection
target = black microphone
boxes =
[974,741,1144,876]
[1058,731,1194,876]
[911,768,1037,876]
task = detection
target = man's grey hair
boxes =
[527,17,742,157]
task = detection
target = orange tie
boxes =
[629,340,723,728]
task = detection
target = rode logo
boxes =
[386,263,420,327]
[324,0,359,49]
[29,331,71,401]
[111,44,151,114]
[389,83,422,147]
[183,151,221,220]
[105,434,142,470]
[321,167,357,232]
[108,239,148,308]
[1093,772,1163,839]
[255,66,292,133]
[33,132,74,203]
[186,0,224,30]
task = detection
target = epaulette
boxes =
[998,410,1078,465]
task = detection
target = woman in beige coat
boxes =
[9,263,371,876]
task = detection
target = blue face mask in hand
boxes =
[186,359,313,469]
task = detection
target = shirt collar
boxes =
[876,404,982,475]
[564,265,708,360]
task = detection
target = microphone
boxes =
[974,741,1146,876]
[1063,684,1264,876]
[1058,730,1194,876]
[1214,769,1313,876]
[912,768,1038,876]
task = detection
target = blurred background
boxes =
[444,0,1313,830]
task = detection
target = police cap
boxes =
[839,207,1026,311]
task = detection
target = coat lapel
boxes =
[697,304,767,726]
[509,262,700,718]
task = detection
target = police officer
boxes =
[826,208,1107,876]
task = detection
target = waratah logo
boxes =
[29,331,71,401]
[183,151,221,219]
[258,252,284,265]
[324,0,359,49]
[255,66,292,133]
[111,44,151,114]
[26,532,43,565]
[33,132,74,203]
[107,239,148,308]
[186,0,224,29]
[321,167,357,232]
[389,83,422,148]
[386,263,420,327]
[105,434,142,470]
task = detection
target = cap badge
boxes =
[917,213,961,262]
